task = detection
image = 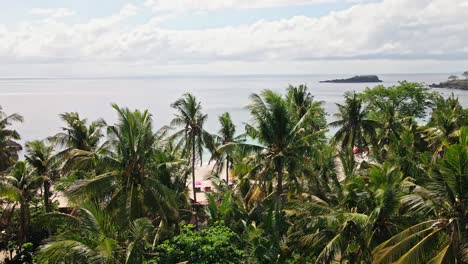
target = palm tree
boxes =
[68,104,178,224]
[245,90,316,217]
[208,112,244,183]
[52,112,104,177]
[170,93,210,203]
[421,94,466,162]
[286,195,372,263]
[25,140,57,213]
[0,107,23,172]
[373,127,468,263]
[286,84,327,133]
[54,112,103,152]
[286,161,411,263]
[374,101,403,147]
[330,92,380,155]
[0,161,43,243]
[37,203,155,263]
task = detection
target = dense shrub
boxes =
[153,223,244,264]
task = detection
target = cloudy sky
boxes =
[1,0,467,77]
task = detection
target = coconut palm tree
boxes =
[25,140,57,213]
[52,112,105,177]
[374,101,403,148]
[421,94,466,162]
[286,195,372,263]
[54,112,103,152]
[286,162,411,263]
[170,93,210,203]
[330,92,380,155]
[0,161,43,243]
[37,203,154,263]
[245,89,317,217]
[208,112,244,183]
[286,84,327,133]
[0,107,23,172]
[373,127,468,263]
[38,204,120,263]
[68,104,178,224]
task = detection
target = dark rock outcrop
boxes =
[430,80,468,90]
[320,75,383,83]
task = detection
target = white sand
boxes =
[188,163,218,203]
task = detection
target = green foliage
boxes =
[374,127,468,263]
[67,104,180,224]
[361,81,438,118]
[171,93,211,203]
[8,242,36,264]
[207,112,245,182]
[153,223,244,264]
[330,91,380,152]
[0,107,23,172]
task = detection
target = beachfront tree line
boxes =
[0,81,467,263]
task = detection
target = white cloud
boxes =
[29,8,75,18]
[1,0,468,76]
[144,0,337,12]
[138,0,468,62]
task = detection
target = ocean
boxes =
[1,74,467,145]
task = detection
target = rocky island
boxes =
[430,73,468,90]
[320,75,383,83]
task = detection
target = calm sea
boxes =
[1,74,467,145]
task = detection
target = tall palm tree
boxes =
[68,104,178,224]
[170,93,210,203]
[0,107,23,172]
[208,112,244,183]
[245,90,316,217]
[0,161,43,243]
[330,92,380,154]
[25,140,57,213]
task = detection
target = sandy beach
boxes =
[50,163,219,208]
[187,163,219,203]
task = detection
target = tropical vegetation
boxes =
[0,82,467,263]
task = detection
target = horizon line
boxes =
[0,72,456,80]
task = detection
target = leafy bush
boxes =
[153,223,244,264]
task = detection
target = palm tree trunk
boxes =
[275,162,283,216]
[19,200,29,243]
[192,135,197,203]
[226,158,229,183]
[191,134,199,227]
[44,180,52,213]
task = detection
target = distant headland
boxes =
[430,72,468,90]
[320,75,383,83]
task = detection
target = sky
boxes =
[0,0,467,77]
